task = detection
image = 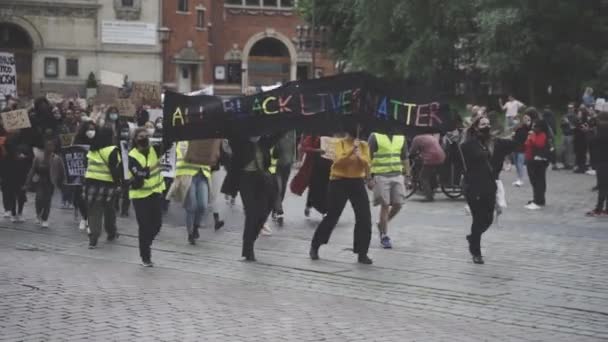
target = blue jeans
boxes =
[514,152,526,180]
[184,173,209,234]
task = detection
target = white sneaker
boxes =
[2,211,10,219]
[464,205,471,216]
[260,224,272,236]
[512,179,523,187]
[41,221,49,228]
[586,169,596,176]
[15,215,24,223]
[525,203,541,210]
[79,219,87,231]
[10,216,17,223]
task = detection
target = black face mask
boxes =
[478,127,491,139]
[137,137,149,148]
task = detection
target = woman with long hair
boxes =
[73,120,97,231]
[524,118,551,210]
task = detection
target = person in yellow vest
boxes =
[367,132,409,249]
[176,140,212,245]
[310,123,373,264]
[84,127,122,249]
[128,127,166,267]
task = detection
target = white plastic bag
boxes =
[496,180,507,209]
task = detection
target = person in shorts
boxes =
[368,132,408,249]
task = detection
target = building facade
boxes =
[0,0,162,98]
[161,0,334,96]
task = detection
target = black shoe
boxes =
[193,227,200,240]
[107,233,119,242]
[188,234,196,245]
[466,235,474,256]
[141,260,154,267]
[357,254,373,265]
[88,236,97,249]
[309,245,320,260]
[120,212,129,218]
[276,215,284,226]
[214,220,225,231]
[244,250,256,262]
[472,255,485,264]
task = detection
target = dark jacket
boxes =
[589,134,608,165]
[226,136,277,194]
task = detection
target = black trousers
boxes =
[35,184,54,221]
[240,171,275,256]
[574,133,588,170]
[73,186,87,220]
[527,160,549,205]
[115,184,131,215]
[311,179,372,256]
[2,185,26,216]
[420,165,439,200]
[466,193,495,257]
[274,164,291,214]
[595,162,608,211]
[132,193,162,262]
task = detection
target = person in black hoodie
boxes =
[229,133,278,261]
[461,116,526,264]
[587,113,608,216]
[0,129,33,222]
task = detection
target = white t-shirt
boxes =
[503,100,524,117]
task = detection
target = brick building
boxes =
[161,0,334,96]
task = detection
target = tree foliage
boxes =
[299,0,608,102]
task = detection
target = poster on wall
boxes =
[101,21,157,45]
[0,52,17,101]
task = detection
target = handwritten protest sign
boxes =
[185,139,221,166]
[100,70,125,88]
[115,98,136,117]
[46,92,64,104]
[60,145,89,185]
[131,82,161,107]
[59,133,75,147]
[1,109,31,131]
[0,52,17,100]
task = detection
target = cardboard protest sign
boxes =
[1,109,31,131]
[320,136,337,160]
[100,70,125,88]
[60,145,89,185]
[0,52,17,100]
[115,98,136,117]
[131,82,161,107]
[159,144,176,178]
[162,72,453,142]
[185,139,221,166]
[59,133,75,147]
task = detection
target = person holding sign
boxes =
[84,128,122,249]
[309,123,373,265]
[175,141,211,245]
[72,121,97,230]
[128,128,166,267]
[0,129,33,223]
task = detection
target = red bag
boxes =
[290,153,313,196]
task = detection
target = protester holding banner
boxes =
[310,123,373,265]
[24,136,65,228]
[128,128,166,267]
[0,129,32,222]
[84,128,122,249]
[229,134,277,262]
[175,141,211,245]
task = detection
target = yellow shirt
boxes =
[330,138,371,180]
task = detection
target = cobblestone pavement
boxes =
[1,168,607,341]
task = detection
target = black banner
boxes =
[60,145,89,186]
[163,72,454,142]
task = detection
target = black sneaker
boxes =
[141,260,154,267]
[214,220,225,231]
[188,234,196,245]
[309,245,319,260]
[276,215,284,226]
[357,254,373,265]
[472,255,485,264]
[193,227,200,239]
[107,233,119,242]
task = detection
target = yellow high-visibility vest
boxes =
[128,147,166,199]
[85,146,120,183]
[370,133,405,174]
[175,141,211,179]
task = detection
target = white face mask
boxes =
[146,128,155,136]
[249,136,260,143]
[109,113,118,121]
[156,123,163,130]
[86,130,96,139]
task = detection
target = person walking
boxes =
[586,113,608,216]
[301,135,332,216]
[73,121,97,231]
[368,132,408,249]
[573,107,590,173]
[128,128,166,267]
[525,119,551,210]
[271,130,296,226]
[500,95,525,133]
[175,140,211,245]
[84,128,121,248]
[560,103,577,170]
[0,129,33,223]
[512,113,534,186]
[309,124,373,265]
[409,134,446,201]
[24,137,65,228]
[230,134,277,261]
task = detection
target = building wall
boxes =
[0,0,162,97]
